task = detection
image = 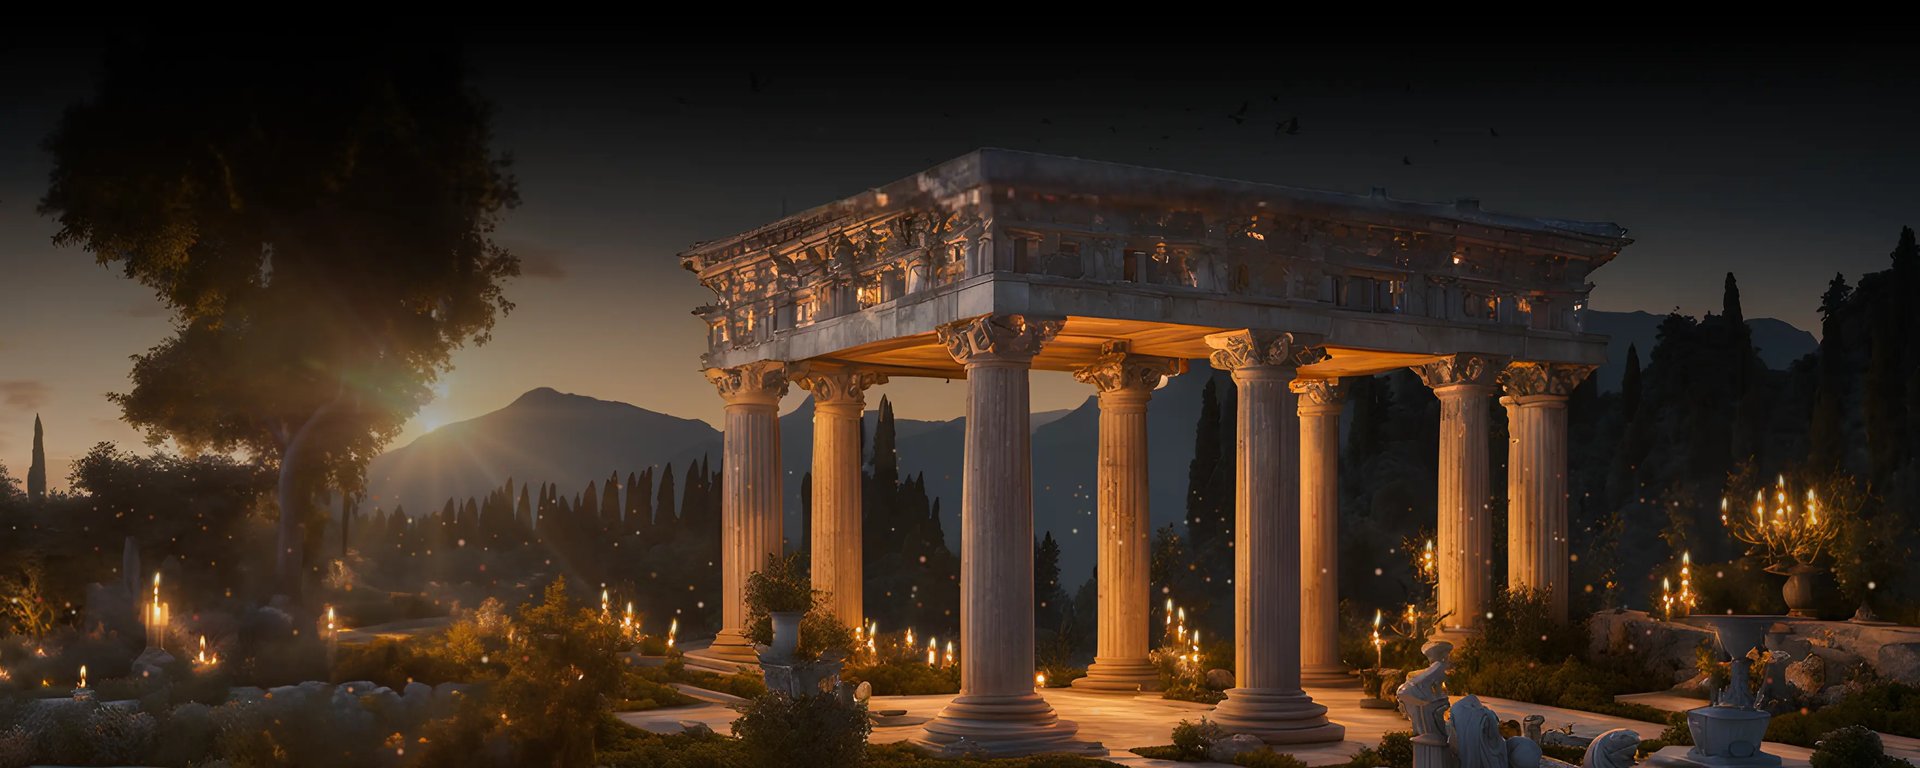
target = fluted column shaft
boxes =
[697,361,787,668]
[1415,354,1503,640]
[1203,330,1343,745]
[1498,361,1591,624]
[1073,343,1182,693]
[1433,384,1493,636]
[1295,379,1349,687]
[796,368,885,631]
[916,314,1091,757]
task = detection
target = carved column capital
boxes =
[1073,340,1186,395]
[937,314,1064,366]
[1413,353,1506,391]
[705,360,789,405]
[1290,378,1346,412]
[1497,361,1595,400]
[1203,330,1330,372]
[793,365,887,408]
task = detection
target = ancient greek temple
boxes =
[678,149,1629,756]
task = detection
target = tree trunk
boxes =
[275,444,307,602]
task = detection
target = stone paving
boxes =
[615,684,1828,767]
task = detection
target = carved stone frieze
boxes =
[793,366,887,407]
[937,314,1063,365]
[1497,361,1595,399]
[705,360,789,404]
[1072,340,1186,394]
[1412,353,1506,390]
[1204,330,1330,371]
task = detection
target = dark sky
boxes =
[3,33,1915,487]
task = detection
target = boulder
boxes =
[1208,733,1265,762]
[1877,643,1920,686]
[1785,654,1826,697]
[1205,668,1235,690]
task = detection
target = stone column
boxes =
[915,314,1095,757]
[691,360,787,671]
[795,365,887,631]
[1071,342,1185,693]
[1203,330,1345,745]
[1414,354,1504,639]
[1293,377,1352,688]
[1498,361,1593,624]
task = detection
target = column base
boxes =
[1429,625,1479,646]
[1210,687,1346,745]
[1300,666,1359,688]
[1072,658,1161,693]
[1646,745,1783,767]
[910,692,1103,757]
[681,629,762,675]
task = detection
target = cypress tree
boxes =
[1035,531,1065,632]
[680,461,704,533]
[634,468,655,544]
[601,472,621,532]
[26,414,45,503]
[1185,378,1222,544]
[1809,274,1853,469]
[1622,343,1643,417]
[655,462,677,536]
[516,484,532,531]
[871,396,899,486]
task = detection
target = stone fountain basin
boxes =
[1687,705,1771,759]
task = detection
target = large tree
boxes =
[39,40,520,598]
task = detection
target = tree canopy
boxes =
[39,39,520,594]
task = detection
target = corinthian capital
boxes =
[1072,340,1187,394]
[937,314,1064,366]
[1289,377,1345,408]
[705,360,789,404]
[1203,330,1329,371]
[793,365,887,407]
[1413,353,1505,390]
[1498,361,1595,399]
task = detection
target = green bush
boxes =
[844,660,961,695]
[1233,749,1307,767]
[1170,717,1224,761]
[1340,731,1413,768]
[732,690,871,768]
[1770,681,1920,746]
[1810,724,1914,768]
[613,665,697,711]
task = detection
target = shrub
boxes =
[843,659,961,695]
[1340,731,1413,768]
[1234,750,1308,768]
[1169,717,1225,761]
[732,690,871,768]
[488,576,630,766]
[1810,724,1915,767]
[613,665,696,711]
[1770,681,1920,746]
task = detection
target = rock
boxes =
[1207,733,1265,762]
[1877,643,1920,685]
[337,680,379,695]
[1205,668,1235,690]
[680,721,715,737]
[131,647,177,683]
[1785,654,1826,697]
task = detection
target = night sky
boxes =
[3,34,1915,488]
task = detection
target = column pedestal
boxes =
[1072,343,1183,694]
[686,361,787,674]
[1295,378,1353,688]
[1416,354,1502,642]
[1204,330,1345,745]
[914,314,1098,757]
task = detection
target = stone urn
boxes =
[1776,563,1824,619]
[769,611,805,662]
[1650,615,1782,767]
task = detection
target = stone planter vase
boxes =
[769,611,805,662]
[1781,563,1824,619]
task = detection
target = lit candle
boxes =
[944,641,954,667]
[1035,672,1047,689]
[79,665,87,689]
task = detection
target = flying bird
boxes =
[1402,156,1413,165]
[1274,117,1300,136]
[749,73,769,93]
[1228,101,1250,125]
[1489,127,1501,138]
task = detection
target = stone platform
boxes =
[619,684,1831,767]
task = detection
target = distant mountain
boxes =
[365,388,720,514]
[1583,310,1816,392]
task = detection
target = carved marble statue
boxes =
[1582,729,1641,768]
[1448,695,1510,768]
[1399,640,1454,736]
